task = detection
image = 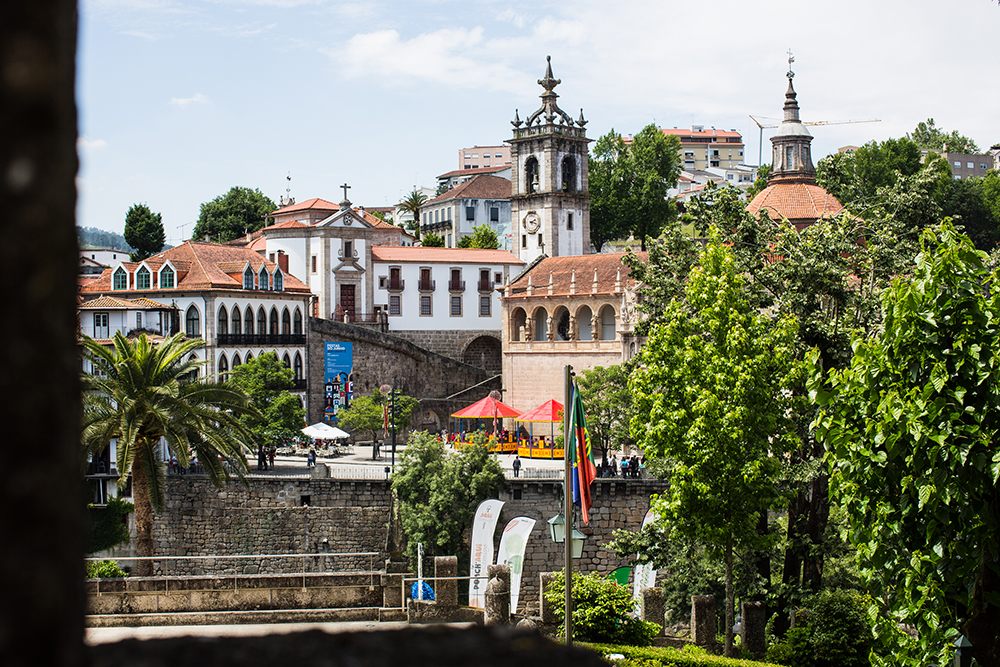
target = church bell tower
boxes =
[508,56,591,263]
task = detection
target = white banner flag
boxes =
[496,516,536,615]
[633,508,658,614]
[468,499,504,608]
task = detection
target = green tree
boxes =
[908,117,980,154]
[81,333,255,574]
[629,233,799,656]
[457,224,500,249]
[398,189,428,241]
[590,124,681,251]
[543,571,660,645]
[421,232,445,247]
[811,222,1000,666]
[226,352,304,450]
[816,137,924,210]
[745,163,772,200]
[575,364,631,464]
[192,186,276,243]
[123,203,165,261]
[337,388,417,443]
[392,431,505,561]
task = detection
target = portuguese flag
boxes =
[569,380,597,525]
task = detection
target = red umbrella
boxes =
[451,395,521,419]
[515,399,563,423]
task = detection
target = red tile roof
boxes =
[79,295,174,310]
[371,246,523,265]
[80,241,311,294]
[425,175,512,205]
[506,253,644,299]
[746,182,843,224]
[659,128,743,140]
[436,165,510,179]
[270,197,340,215]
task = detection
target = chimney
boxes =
[277,250,289,274]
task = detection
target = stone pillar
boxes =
[640,587,665,635]
[381,572,403,609]
[691,594,717,647]
[434,556,458,608]
[539,572,558,625]
[741,601,767,659]
[310,462,329,478]
[484,563,510,625]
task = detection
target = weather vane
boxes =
[786,48,795,79]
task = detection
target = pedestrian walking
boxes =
[630,454,639,478]
[512,454,522,478]
[620,456,629,477]
[610,455,618,477]
[257,445,265,471]
[307,448,316,468]
[267,446,275,471]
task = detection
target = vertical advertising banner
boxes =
[323,342,353,424]
[496,516,537,614]
[633,508,658,613]
[468,499,504,608]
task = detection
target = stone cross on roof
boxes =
[339,182,352,208]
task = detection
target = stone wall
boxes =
[391,329,502,373]
[151,475,665,616]
[307,317,500,429]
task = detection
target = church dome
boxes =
[747,181,843,229]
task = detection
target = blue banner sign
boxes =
[323,342,354,424]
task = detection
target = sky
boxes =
[77,0,1000,244]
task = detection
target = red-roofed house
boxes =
[420,174,512,249]
[79,241,313,398]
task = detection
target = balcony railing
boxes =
[477,280,493,292]
[418,279,436,291]
[388,278,405,291]
[448,280,466,292]
[291,378,307,392]
[216,333,306,346]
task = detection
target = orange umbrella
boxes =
[515,399,563,423]
[451,395,522,419]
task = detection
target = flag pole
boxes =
[563,364,573,645]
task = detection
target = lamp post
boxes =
[563,364,574,645]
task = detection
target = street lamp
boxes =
[569,529,587,559]
[548,513,566,543]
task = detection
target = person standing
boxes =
[620,456,629,477]
[267,445,275,471]
[610,455,618,477]
[512,454,522,478]
[307,448,316,468]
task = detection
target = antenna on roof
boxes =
[280,171,294,206]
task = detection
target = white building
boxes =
[80,246,130,267]
[419,174,512,249]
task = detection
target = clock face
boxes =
[523,212,540,233]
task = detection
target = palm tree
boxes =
[81,332,257,575]
[397,189,428,241]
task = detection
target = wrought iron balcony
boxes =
[215,333,306,346]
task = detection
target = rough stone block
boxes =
[691,594,716,646]
[484,564,510,625]
[640,587,665,634]
[538,572,558,625]
[434,556,458,608]
[740,601,766,659]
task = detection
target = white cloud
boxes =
[495,8,525,29]
[169,93,210,107]
[78,137,108,151]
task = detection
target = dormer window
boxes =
[160,265,175,289]
[259,266,270,291]
[136,266,151,290]
[274,270,283,292]
[243,267,254,290]
[113,267,128,290]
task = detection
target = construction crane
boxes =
[748,115,881,166]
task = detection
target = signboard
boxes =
[468,499,504,608]
[323,342,354,424]
[496,516,536,614]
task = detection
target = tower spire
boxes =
[767,50,814,183]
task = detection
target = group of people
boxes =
[599,454,644,478]
[256,444,276,471]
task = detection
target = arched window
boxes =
[281,308,291,334]
[136,266,151,290]
[560,155,576,192]
[269,307,279,335]
[274,270,284,292]
[576,305,593,341]
[293,352,303,381]
[113,267,128,290]
[243,266,254,290]
[532,307,549,341]
[293,308,303,335]
[159,265,175,289]
[598,305,616,341]
[785,145,795,170]
[553,306,570,341]
[188,353,199,379]
[231,307,242,335]
[185,305,201,337]
[231,352,242,368]
[257,307,266,336]
[217,354,229,378]
[510,307,527,341]
[217,305,229,335]
[282,352,291,368]
[245,351,254,362]
[245,306,254,334]
[259,266,270,291]
[524,156,539,194]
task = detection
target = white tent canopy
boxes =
[301,423,350,440]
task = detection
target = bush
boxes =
[586,642,783,666]
[87,496,133,554]
[765,591,872,667]
[545,571,660,646]
[86,559,127,579]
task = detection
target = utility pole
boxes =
[390,385,399,469]
[563,364,574,646]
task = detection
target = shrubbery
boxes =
[586,642,783,666]
[86,559,127,579]
[544,571,660,646]
[765,590,872,667]
[87,496,133,554]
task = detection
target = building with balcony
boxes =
[652,126,746,171]
[419,174,512,249]
[78,241,313,396]
[436,165,512,192]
